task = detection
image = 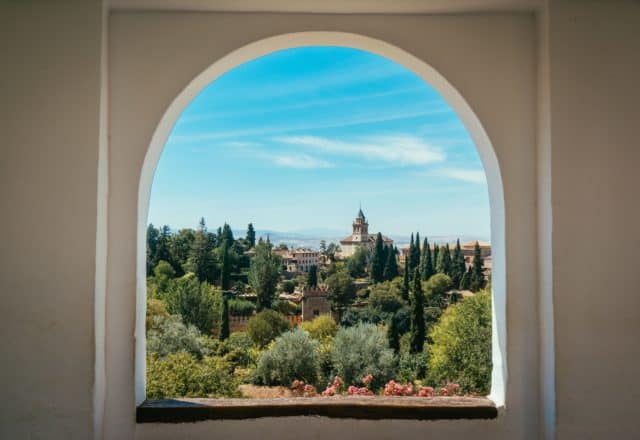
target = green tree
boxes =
[219,297,230,341]
[383,245,399,281]
[421,237,434,281]
[220,223,234,247]
[301,315,338,341]
[146,224,160,275]
[439,243,452,276]
[368,281,403,316]
[425,273,454,309]
[409,268,426,354]
[325,270,356,316]
[248,241,281,311]
[219,242,231,290]
[281,279,295,294]
[186,218,216,283]
[433,245,440,273]
[387,313,401,354]
[308,265,318,288]
[401,260,410,302]
[428,290,492,394]
[151,260,176,296]
[470,241,486,292]
[414,232,421,270]
[146,314,212,359]
[370,233,385,283]
[325,242,340,262]
[246,309,290,347]
[460,266,472,290]
[246,223,256,248]
[346,246,368,278]
[254,328,320,386]
[451,239,466,288]
[164,274,221,335]
[169,228,196,276]
[331,323,396,391]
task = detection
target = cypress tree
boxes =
[370,232,385,283]
[409,267,426,354]
[451,239,466,288]
[220,223,234,247]
[401,260,410,302]
[246,223,256,248]
[470,241,486,292]
[219,241,231,290]
[383,245,399,280]
[407,233,415,272]
[308,265,318,288]
[387,314,400,354]
[219,297,230,341]
[460,266,472,290]
[414,232,421,269]
[433,245,440,273]
[422,237,434,281]
[441,243,452,276]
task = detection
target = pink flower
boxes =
[347,385,373,396]
[417,386,435,397]
[303,384,317,397]
[332,375,344,390]
[362,373,373,386]
[322,385,336,396]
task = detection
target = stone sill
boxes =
[137,396,497,423]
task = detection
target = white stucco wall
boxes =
[107,11,537,440]
[0,2,103,439]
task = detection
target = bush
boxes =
[146,352,239,399]
[221,332,257,368]
[302,315,338,341]
[425,273,453,308]
[228,298,256,316]
[146,298,169,331]
[272,299,300,316]
[146,314,214,359]
[331,323,396,390]
[368,281,404,315]
[165,274,222,335]
[246,309,290,347]
[254,328,320,386]
[427,290,492,394]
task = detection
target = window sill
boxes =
[137,396,497,423]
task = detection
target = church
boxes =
[339,208,394,257]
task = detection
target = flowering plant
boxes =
[291,380,317,397]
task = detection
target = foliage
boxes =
[272,299,299,316]
[146,352,239,399]
[246,309,290,348]
[425,273,453,309]
[428,290,492,394]
[146,314,214,359]
[219,242,231,290]
[248,241,281,310]
[470,241,486,292]
[307,265,318,288]
[219,297,230,341]
[302,315,338,341]
[281,280,295,294]
[146,298,169,331]
[254,328,320,386]
[387,314,400,354]
[397,350,428,382]
[370,233,385,283]
[451,239,466,288]
[382,245,399,281]
[228,298,256,316]
[346,246,368,278]
[164,274,222,335]
[421,237,435,281]
[221,331,257,368]
[325,270,356,314]
[409,268,426,354]
[368,280,404,315]
[246,223,256,248]
[184,218,217,283]
[331,323,396,390]
[401,260,410,301]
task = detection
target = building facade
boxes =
[339,209,393,257]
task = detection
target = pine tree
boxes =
[188,219,215,282]
[219,241,231,290]
[220,223,234,247]
[401,260,410,302]
[246,223,256,248]
[451,239,466,288]
[422,237,434,281]
[409,267,426,354]
[383,245,399,281]
[470,241,486,292]
[460,266,472,290]
[308,265,318,288]
[388,314,400,354]
[433,244,440,273]
[370,232,385,283]
[219,297,230,341]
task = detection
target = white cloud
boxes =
[268,153,334,169]
[436,167,487,184]
[277,135,445,166]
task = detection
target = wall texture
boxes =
[549,1,640,438]
[0,1,103,439]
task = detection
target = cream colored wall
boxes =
[548,1,640,438]
[107,12,538,439]
[0,2,103,439]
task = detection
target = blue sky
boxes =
[149,47,490,239]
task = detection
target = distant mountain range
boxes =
[234,228,488,250]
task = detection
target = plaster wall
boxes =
[548,1,640,438]
[0,2,103,439]
[107,11,538,440]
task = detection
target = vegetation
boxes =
[246,309,290,348]
[249,241,281,310]
[254,328,319,386]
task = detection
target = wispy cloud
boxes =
[435,167,487,184]
[268,153,334,169]
[277,135,445,166]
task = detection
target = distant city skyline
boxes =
[149,46,490,238]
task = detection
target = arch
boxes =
[136,31,507,407]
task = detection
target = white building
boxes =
[339,209,393,257]
[282,248,320,273]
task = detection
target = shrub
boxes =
[424,273,453,308]
[146,298,169,331]
[228,298,256,316]
[254,328,320,386]
[368,281,404,315]
[302,315,338,341]
[146,352,239,399]
[221,331,257,368]
[272,299,299,316]
[427,290,492,394]
[164,274,222,335]
[331,323,396,390]
[146,314,213,359]
[246,309,290,347]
